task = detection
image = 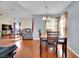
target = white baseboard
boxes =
[33,38,39,40]
[68,46,79,57]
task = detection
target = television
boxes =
[2,24,12,30]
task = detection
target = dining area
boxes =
[38,12,67,58]
[38,30,67,58]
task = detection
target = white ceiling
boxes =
[0,1,72,18]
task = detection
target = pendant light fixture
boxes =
[42,5,51,22]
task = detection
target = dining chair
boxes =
[47,31,59,57]
[38,30,47,57]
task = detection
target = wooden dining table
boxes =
[41,31,47,39]
[40,30,67,58]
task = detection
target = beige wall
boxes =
[0,14,14,31]
[19,18,32,30]
[0,12,15,36]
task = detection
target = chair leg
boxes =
[40,46,41,57]
[40,44,42,57]
[56,45,58,58]
[65,38,67,58]
[65,44,67,58]
[62,44,64,57]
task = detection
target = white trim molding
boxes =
[33,38,39,40]
[68,46,79,57]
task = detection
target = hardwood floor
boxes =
[0,38,78,58]
[15,40,40,58]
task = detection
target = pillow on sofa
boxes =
[24,28,32,33]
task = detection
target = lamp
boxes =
[42,5,51,22]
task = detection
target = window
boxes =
[45,12,67,38]
[59,15,65,38]
[59,11,67,38]
[46,17,58,31]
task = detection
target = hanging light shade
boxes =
[42,5,51,21]
[43,16,51,21]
